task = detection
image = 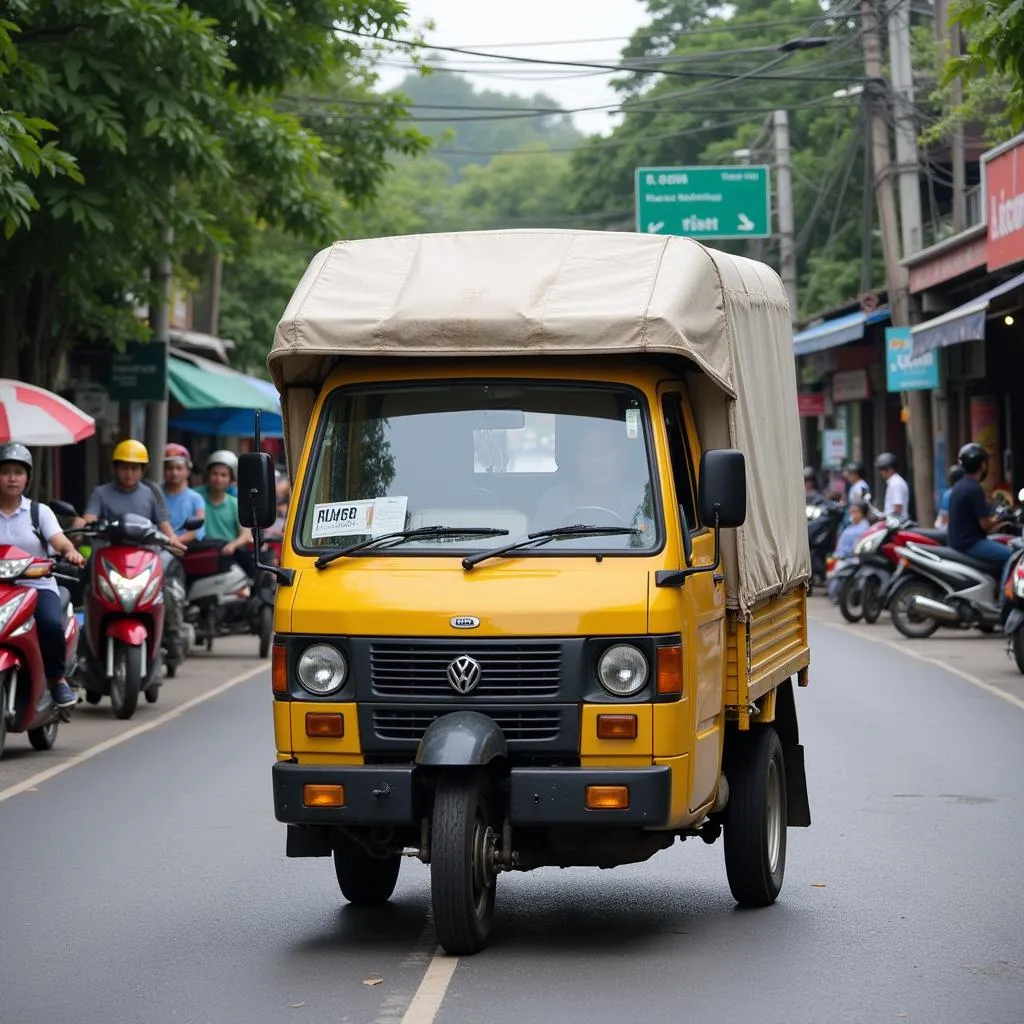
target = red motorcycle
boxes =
[0,545,79,758]
[68,513,182,720]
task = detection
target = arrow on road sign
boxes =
[646,221,665,233]
[737,213,755,232]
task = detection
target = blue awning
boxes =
[911,270,1024,358]
[794,307,891,356]
[169,408,283,437]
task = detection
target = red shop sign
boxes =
[985,133,1024,271]
[798,392,826,417]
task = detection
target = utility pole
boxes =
[934,0,966,230]
[145,223,173,482]
[774,109,799,327]
[861,0,935,523]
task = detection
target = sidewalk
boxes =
[808,593,1024,712]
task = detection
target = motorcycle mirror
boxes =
[181,517,204,532]
[49,499,78,519]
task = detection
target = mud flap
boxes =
[783,743,811,827]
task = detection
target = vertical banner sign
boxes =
[886,327,938,392]
[983,132,1024,272]
[969,396,1001,493]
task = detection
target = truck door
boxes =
[659,387,727,813]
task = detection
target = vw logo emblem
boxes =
[446,655,482,695]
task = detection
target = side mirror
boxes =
[49,500,78,519]
[181,517,204,532]
[697,449,746,529]
[238,452,276,530]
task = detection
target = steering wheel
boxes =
[560,505,627,525]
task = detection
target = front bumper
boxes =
[272,762,672,828]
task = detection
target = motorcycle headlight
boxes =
[0,591,27,632]
[856,530,884,555]
[102,560,153,614]
[0,557,33,580]
[297,644,347,695]
[597,644,649,697]
[806,505,823,521]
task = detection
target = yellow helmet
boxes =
[112,439,150,465]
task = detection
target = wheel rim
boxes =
[43,721,58,744]
[111,653,125,709]
[895,583,936,632]
[470,813,496,920]
[765,757,782,876]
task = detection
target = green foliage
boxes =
[0,0,426,386]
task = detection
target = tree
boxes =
[0,1,426,388]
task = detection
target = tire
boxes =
[110,642,143,720]
[28,719,59,751]
[862,576,883,624]
[724,727,787,907]
[145,684,160,704]
[837,578,864,623]
[0,671,9,760]
[333,842,401,906]
[1013,626,1024,674]
[889,578,942,639]
[431,772,497,955]
[165,660,177,679]
[85,690,102,705]
[258,606,273,660]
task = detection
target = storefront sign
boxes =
[886,327,938,392]
[822,429,848,468]
[984,132,1024,271]
[107,342,168,402]
[832,369,869,403]
[908,232,988,293]
[797,392,826,417]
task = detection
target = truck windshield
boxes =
[296,382,660,555]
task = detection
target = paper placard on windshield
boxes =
[625,408,640,439]
[311,497,408,539]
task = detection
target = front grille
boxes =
[369,642,562,698]
[372,708,565,744]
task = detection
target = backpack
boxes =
[29,500,49,553]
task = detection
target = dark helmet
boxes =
[803,466,818,482]
[948,464,966,486]
[958,442,989,474]
[844,460,865,477]
[0,441,33,480]
[875,452,898,470]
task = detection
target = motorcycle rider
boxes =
[804,466,823,505]
[196,450,255,579]
[0,443,86,708]
[947,442,1012,593]
[161,443,205,544]
[74,440,187,660]
[875,452,909,517]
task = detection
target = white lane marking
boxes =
[0,664,267,804]
[400,950,459,1024]
[810,613,1024,714]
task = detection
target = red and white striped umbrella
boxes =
[0,379,96,446]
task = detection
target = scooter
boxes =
[807,499,844,588]
[0,544,79,759]
[1001,489,1024,673]
[66,512,187,719]
[886,508,1024,639]
[181,538,276,658]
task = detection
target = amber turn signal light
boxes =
[656,644,683,696]
[585,785,630,810]
[596,714,638,740]
[272,644,288,693]
[305,713,344,738]
[303,784,345,808]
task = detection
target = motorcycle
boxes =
[885,507,1024,639]
[1002,489,1024,673]
[181,537,276,658]
[65,511,196,719]
[837,505,945,624]
[0,543,79,758]
[807,498,844,588]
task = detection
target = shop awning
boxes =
[910,270,1024,358]
[793,307,891,356]
[167,353,282,437]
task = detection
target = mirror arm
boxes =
[247,497,294,587]
[655,506,721,588]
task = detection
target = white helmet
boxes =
[206,449,238,479]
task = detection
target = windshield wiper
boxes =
[315,526,509,569]
[461,524,640,571]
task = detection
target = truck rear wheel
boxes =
[333,842,401,906]
[430,772,497,955]
[724,727,787,907]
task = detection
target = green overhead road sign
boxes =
[635,165,772,240]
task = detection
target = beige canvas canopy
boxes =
[269,229,810,611]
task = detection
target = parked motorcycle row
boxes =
[822,489,1024,675]
[0,506,279,758]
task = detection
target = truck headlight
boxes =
[297,644,348,695]
[597,645,649,697]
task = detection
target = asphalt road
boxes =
[2,616,1023,1024]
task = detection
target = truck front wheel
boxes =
[333,842,401,906]
[724,727,787,907]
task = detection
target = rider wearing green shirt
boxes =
[196,450,255,579]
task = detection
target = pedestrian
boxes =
[875,452,909,518]
[841,460,870,526]
[947,442,1012,592]
[161,443,205,544]
[0,442,86,708]
[934,464,966,530]
[804,466,823,505]
[196,450,255,579]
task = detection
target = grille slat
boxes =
[369,642,562,698]
[372,708,563,743]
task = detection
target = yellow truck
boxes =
[239,229,812,955]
